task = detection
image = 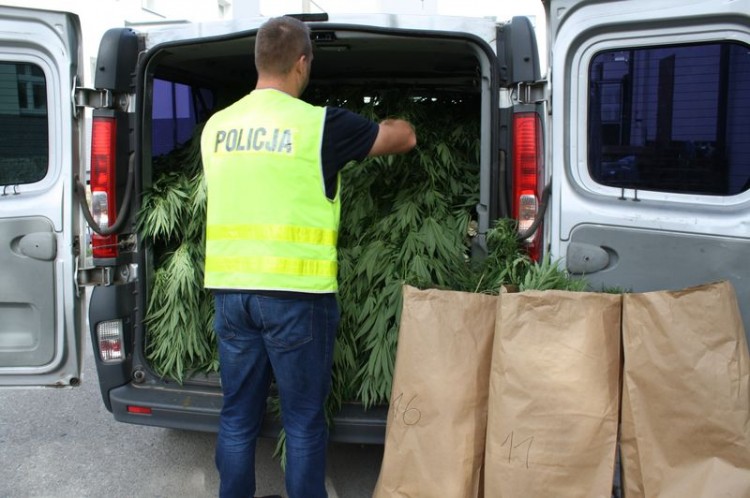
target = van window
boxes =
[588,42,750,196]
[152,78,213,156]
[0,62,48,186]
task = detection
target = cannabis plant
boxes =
[138,89,586,406]
[138,125,217,382]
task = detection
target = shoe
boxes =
[254,495,282,498]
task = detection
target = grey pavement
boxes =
[0,337,382,498]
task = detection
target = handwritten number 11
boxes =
[501,431,533,469]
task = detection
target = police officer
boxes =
[200,15,417,498]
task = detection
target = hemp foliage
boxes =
[138,89,584,409]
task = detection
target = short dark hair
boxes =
[255,16,312,76]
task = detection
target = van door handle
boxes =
[16,232,57,261]
[566,242,610,274]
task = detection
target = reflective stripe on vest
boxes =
[201,89,339,292]
[205,255,337,278]
[207,224,337,247]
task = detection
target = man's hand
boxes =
[368,119,417,156]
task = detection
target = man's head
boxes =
[255,16,313,96]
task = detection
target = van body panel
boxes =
[547,0,750,335]
[136,14,499,49]
[0,7,85,386]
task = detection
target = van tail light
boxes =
[96,319,124,362]
[512,112,543,261]
[127,405,153,415]
[90,116,118,259]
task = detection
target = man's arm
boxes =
[368,118,417,156]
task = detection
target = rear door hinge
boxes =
[516,81,547,105]
[77,263,137,287]
[74,86,112,110]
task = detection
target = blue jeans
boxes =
[213,292,339,498]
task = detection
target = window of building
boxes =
[588,42,750,196]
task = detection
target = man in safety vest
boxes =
[200,15,417,498]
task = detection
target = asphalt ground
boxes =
[0,336,383,498]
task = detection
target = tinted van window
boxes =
[588,42,750,196]
[152,79,213,156]
[0,62,48,186]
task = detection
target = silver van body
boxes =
[547,0,750,336]
[0,2,747,461]
[0,6,86,386]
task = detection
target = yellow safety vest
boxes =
[200,89,340,292]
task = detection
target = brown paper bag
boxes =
[620,280,750,497]
[373,285,497,498]
[484,290,622,498]
[619,379,645,497]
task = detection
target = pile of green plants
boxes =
[326,91,481,409]
[138,89,585,405]
[138,124,217,383]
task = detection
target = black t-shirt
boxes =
[321,106,379,199]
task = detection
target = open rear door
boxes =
[0,7,85,386]
[547,0,750,336]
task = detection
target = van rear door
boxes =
[547,0,750,335]
[0,7,85,386]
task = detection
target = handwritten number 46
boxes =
[501,431,534,469]
[391,393,422,426]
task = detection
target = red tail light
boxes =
[512,112,543,261]
[127,405,153,415]
[90,116,118,258]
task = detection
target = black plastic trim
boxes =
[88,282,137,411]
[496,16,542,86]
[110,383,388,443]
[95,28,139,91]
[288,13,329,22]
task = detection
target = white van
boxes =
[547,0,750,329]
[0,0,747,457]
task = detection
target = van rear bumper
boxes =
[108,383,388,444]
